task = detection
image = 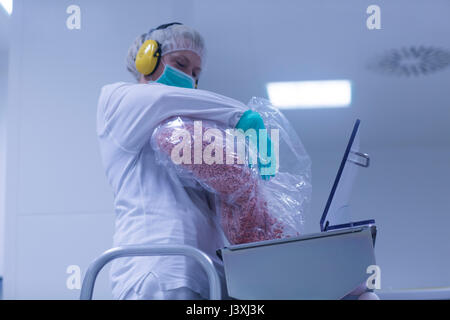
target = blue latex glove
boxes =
[235,110,276,180]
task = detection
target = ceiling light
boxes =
[266,80,352,109]
[0,0,13,15]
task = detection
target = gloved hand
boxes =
[235,110,276,180]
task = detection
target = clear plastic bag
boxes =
[150,97,312,246]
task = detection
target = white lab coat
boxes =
[96,82,248,299]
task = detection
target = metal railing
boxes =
[80,244,222,300]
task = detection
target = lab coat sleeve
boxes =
[99,82,248,153]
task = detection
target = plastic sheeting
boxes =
[151,97,312,246]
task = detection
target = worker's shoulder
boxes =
[100,81,137,97]
[100,81,167,99]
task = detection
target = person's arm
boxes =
[152,118,286,245]
[98,82,248,153]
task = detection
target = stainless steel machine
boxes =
[216,119,378,300]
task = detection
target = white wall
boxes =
[4,0,202,300]
[0,50,8,277]
[4,0,117,299]
[0,0,10,280]
[306,144,450,290]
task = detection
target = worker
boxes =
[96,22,264,300]
[97,22,373,301]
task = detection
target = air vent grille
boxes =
[368,46,450,77]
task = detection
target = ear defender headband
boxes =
[135,22,199,89]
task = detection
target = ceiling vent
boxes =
[368,46,450,77]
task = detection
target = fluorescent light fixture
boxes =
[267,80,352,109]
[0,0,13,15]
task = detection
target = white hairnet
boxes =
[126,24,207,82]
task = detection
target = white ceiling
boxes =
[1,0,449,152]
[190,0,450,151]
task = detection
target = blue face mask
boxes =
[152,62,196,89]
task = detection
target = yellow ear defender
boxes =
[135,22,182,77]
[135,39,161,76]
[135,22,199,89]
